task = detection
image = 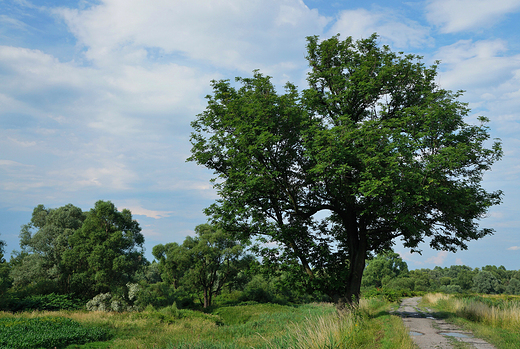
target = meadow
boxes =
[0,299,416,349]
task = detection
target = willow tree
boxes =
[188,34,502,305]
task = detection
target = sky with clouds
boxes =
[1,0,519,270]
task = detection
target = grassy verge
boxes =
[422,293,520,349]
[0,298,416,349]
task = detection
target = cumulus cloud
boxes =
[426,0,520,33]
[434,39,520,91]
[327,7,432,48]
[507,246,520,250]
[425,251,449,265]
[54,0,329,75]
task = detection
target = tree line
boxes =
[0,202,518,313]
[361,251,520,295]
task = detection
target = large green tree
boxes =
[62,200,145,297]
[189,34,502,305]
[10,204,85,293]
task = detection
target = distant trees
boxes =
[473,271,501,294]
[360,251,520,296]
[154,224,249,308]
[362,251,408,289]
[3,201,519,313]
[10,201,145,298]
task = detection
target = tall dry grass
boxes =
[423,293,520,331]
[267,298,415,349]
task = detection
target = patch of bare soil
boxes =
[396,297,496,349]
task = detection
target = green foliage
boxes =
[189,33,502,305]
[506,278,520,295]
[86,283,143,312]
[362,251,408,288]
[153,224,249,308]
[10,204,85,293]
[473,270,501,294]
[62,200,146,298]
[0,237,10,296]
[0,316,110,349]
[2,293,84,312]
[362,288,418,302]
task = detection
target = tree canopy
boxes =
[61,200,145,297]
[188,34,502,305]
[154,224,247,308]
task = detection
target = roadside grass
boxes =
[1,298,416,349]
[422,293,520,349]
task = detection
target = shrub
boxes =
[1,293,84,312]
[86,292,113,312]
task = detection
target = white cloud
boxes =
[426,0,520,33]
[328,8,432,48]
[0,160,31,167]
[507,246,520,250]
[124,206,174,219]
[425,251,449,265]
[54,0,329,74]
[434,39,520,91]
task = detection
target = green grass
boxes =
[0,299,417,349]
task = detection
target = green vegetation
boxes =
[0,299,415,349]
[188,33,502,305]
[423,293,520,349]
[0,316,110,349]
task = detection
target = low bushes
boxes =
[0,316,111,349]
[0,293,84,312]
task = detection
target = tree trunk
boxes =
[337,210,367,308]
[203,287,209,308]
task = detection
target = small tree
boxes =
[155,224,247,308]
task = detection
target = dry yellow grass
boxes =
[423,293,520,331]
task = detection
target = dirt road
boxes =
[397,297,496,349]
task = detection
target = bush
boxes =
[1,293,84,312]
[86,292,113,312]
[362,288,419,302]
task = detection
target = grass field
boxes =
[422,293,520,349]
[0,298,416,349]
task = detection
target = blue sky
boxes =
[1,0,519,270]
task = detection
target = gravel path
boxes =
[396,297,496,349]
